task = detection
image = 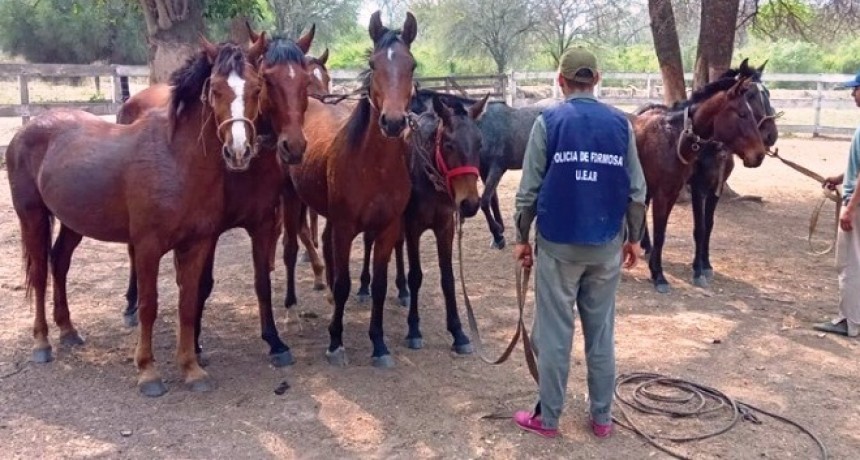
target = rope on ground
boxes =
[613,372,828,460]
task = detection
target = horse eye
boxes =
[738,110,748,119]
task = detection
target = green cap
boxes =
[559,47,598,84]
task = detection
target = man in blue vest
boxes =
[512,47,647,438]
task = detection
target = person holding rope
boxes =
[511,47,647,438]
[814,71,860,338]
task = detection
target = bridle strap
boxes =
[434,125,479,197]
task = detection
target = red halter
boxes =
[434,125,480,197]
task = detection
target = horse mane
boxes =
[634,102,668,115]
[264,36,306,66]
[344,29,410,146]
[411,88,477,114]
[168,42,247,138]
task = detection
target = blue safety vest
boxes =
[537,98,630,245]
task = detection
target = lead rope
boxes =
[456,211,539,381]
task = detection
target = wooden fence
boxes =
[0,63,856,146]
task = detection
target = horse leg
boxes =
[690,180,709,288]
[121,244,140,327]
[490,192,504,234]
[18,205,53,363]
[640,195,652,256]
[649,194,675,294]
[368,220,400,368]
[249,223,293,367]
[282,198,301,308]
[268,205,283,272]
[174,238,217,392]
[701,190,720,281]
[297,205,325,290]
[193,246,215,363]
[325,222,355,366]
[302,209,320,263]
[50,224,85,347]
[404,221,424,349]
[133,241,167,396]
[394,233,409,307]
[480,166,506,249]
[435,220,472,354]
[357,233,373,304]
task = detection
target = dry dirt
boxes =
[1,135,859,459]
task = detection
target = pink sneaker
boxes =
[590,418,613,438]
[513,411,559,438]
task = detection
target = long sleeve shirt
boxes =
[844,126,860,204]
[513,92,647,263]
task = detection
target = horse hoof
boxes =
[692,276,709,288]
[197,353,209,368]
[703,269,714,280]
[356,293,370,304]
[313,281,326,291]
[325,347,348,366]
[32,347,53,364]
[372,354,395,369]
[123,312,138,328]
[60,331,85,347]
[270,350,295,368]
[655,283,670,294]
[139,379,168,397]
[491,236,507,250]
[187,377,214,393]
[406,337,423,350]
[452,343,474,355]
[398,295,410,308]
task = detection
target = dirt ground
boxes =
[1,135,859,459]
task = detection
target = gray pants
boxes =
[532,247,621,428]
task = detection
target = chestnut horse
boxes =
[118,31,316,369]
[356,91,487,353]
[634,75,768,293]
[283,11,417,367]
[6,39,265,396]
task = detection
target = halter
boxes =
[676,105,723,166]
[200,76,261,152]
[433,123,480,198]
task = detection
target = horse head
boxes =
[694,75,768,168]
[366,10,418,138]
[252,26,315,165]
[196,36,265,171]
[722,58,779,149]
[412,94,487,217]
[306,48,331,96]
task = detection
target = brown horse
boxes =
[117,31,316,369]
[6,38,265,396]
[634,75,768,293]
[301,48,331,258]
[356,91,487,353]
[283,10,417,367]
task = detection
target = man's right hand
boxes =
[514,243,533,269]
[823,174,844,191]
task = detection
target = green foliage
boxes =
[203,0,266,21]
[0,0,147,64]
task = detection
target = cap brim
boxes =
[841,81,860,88]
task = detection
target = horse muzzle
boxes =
[379,113,407,138]
[222,144,253,172]
[278,135,306,165]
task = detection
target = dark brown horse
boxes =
[634,75,768,293]
[117,31,316,370]
[356,91,487,353]
[685,59,778,288]
[6,38,265,396]
[301,47,330,259]
[283,10,417,367]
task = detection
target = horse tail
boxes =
[21,211,54,301]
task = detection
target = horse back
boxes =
[117,84,171,125]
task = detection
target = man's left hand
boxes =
[623,242,639,269]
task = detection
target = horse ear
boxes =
[248,31,266,65]
[246,21,260,44]
[432,95,452,125]
[318,47,329,66]
[739,58,750,73]
[297,23,315,54]
[401,12,418,46]
[729,75,751,98]
[199,34,218,63]
[469,93,490,121]
[758,60,768,73]
[369,10,386,43]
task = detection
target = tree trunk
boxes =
[230,16,252,45]
[139,0,206,85]
[648,0,687,105]
[693,0,740,89]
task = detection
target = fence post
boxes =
[813,78,823,137]
[18,75,29,125]
[646,73,653,99]
[552,73,560,98]
[507,71,516,106]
